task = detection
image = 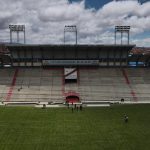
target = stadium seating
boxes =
[79,68,128,101]
[0,68,63,102]
[124,68,150,101]
[0,69,15,101]
[0,68,150,103]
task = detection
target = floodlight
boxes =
[64,25,77,44]
[115,26,130,45]
[9,25,26,44]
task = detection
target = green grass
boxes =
[0,104,150,150]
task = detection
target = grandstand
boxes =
[0,44,150,105]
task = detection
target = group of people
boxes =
[67,103,83,113]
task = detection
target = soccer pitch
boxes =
[0,104,150,150]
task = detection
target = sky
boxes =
[0,0,150,47]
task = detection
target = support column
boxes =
[17,31,19,43]
[24,48,27,67]
[126,49,129,67]
[128,31,130,45]
[115,31,116,45]
[113,48,116,66]
[76,30,77,45]
[24,29,26,44]
[107,49,109,67]
[121,32,123,45]
[120,49,123,67]
[10,30,12,43]
[31,48,34,67]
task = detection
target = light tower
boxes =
[9,25,26,44]
[64,25,77,45]
[115,26,130,45]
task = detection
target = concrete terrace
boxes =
[0,68,150,103]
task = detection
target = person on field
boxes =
[75,104,77,109]
[80,105,82,111]
[76,106,79,111]
[124,114,128,123]
[42,104,46,109]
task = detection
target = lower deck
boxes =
[0,68,150,103]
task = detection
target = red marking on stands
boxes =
[77,68,80,85]
[122,69,130,84]
[44,67,65,97]
[65,91,80,97]
[43,67,65,95]
[131,90,138,101]
[122,69,137,102]
[52,68,79,103]
[5,69,19,101]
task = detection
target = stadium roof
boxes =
[6,44,135,47]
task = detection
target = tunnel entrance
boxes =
[65,92,80,104]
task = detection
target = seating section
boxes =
[0,68,150,102]
[65,68,150,102]
[0,68,63,102]
[79,68,131,101]
[124,68,150,101]
[0,69,15,101]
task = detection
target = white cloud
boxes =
[38,1,85,22]
[0,0,150,46]
[132,37,150,47]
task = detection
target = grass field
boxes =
[0,104,150,150]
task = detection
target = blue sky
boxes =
[69,0,112,9]
[0,0,150,46]
[70,0,150,9]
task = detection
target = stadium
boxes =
[0,1,150,149]
[0,42,150,105]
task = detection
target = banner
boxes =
[65,68,77,80]
[42,60,99,66]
